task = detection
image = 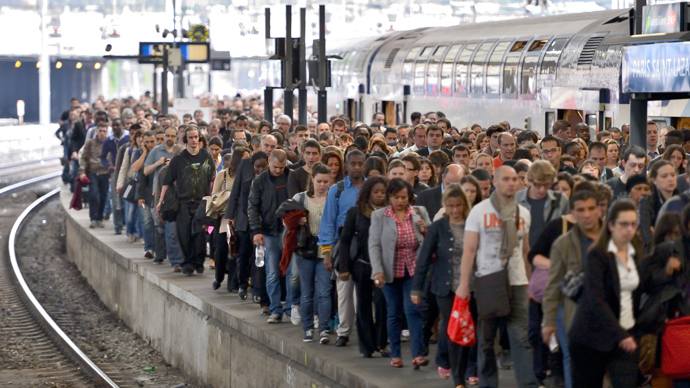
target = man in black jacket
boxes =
[159,127,215,276]
[247,149,292,324]
[416,163,464,219]
[226,152,269,304]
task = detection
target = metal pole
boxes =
[162,46,169,115]
[264,87,273,123]
[629,96,647,150]
[298,7,307,125]
[284,5,294,126]
[153,65,158,105]
[634,0,646,35]
[317,5,327,124]
[39,0,51,125]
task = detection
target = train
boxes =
[314,8,686,136]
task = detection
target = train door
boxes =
[382,100,396,126]
[346,99,357,124]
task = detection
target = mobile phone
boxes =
[549,333,559,353]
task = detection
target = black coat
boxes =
[412,217,459,297]
[69,120,87,155]
[225,158,254,232]
[247,168,291,238]
[568,247,641,353]
[639,186,680,249]
[338,206,371,273]
[416,186,443,220]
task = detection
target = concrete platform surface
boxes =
[61,189,520,388]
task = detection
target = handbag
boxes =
[121,176,138,204]
[205,170,231,219]
[559,269,585,302]
[474,205,519,321]
[661,316,690,379]
[447,296,476,347]
[159,184,179,222]
[638,333,658,375]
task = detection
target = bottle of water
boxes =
[255,245,265,267]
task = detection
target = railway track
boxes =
[0,175,119,387]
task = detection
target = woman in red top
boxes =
[370,178,431,368]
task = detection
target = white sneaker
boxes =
[401,329,410,342]
[291,305,302,326]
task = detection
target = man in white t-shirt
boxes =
[457,166,539,388]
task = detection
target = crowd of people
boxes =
[57,94,690,388]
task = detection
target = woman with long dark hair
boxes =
[338,175,390,358]
[322,151,344,184]
[370,178,431,368]
[639,160,679,250]
[568,199,641,388]
[412,183,474,387]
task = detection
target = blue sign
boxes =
[622,42,690,93]
[642,3,684,34]
[138,42,210,64]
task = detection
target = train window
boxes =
[414,62,426,95]
[510,41,528,52]
[470,41,494,94]
[454,42,477,94]
[432,46,447,58]
[402,47,422,77]
[521,56,538,95]
[419,46,433,58]
[540,38,568,75]
[441,44,462,96]
[486,41,510,94]
[427,61,440,95]
[528,40,548,52]
[503,57,519,95]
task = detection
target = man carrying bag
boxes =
[456,166,540,388]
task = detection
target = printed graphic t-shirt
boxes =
[465,199,531,286]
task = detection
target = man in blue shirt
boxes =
[318,150,366,347]
[99,118,129,235]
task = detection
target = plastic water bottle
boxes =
[142,366,156,372]
[255,245,265,267]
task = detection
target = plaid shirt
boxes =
[385,205,419,278]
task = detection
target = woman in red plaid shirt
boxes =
[370,178,431,369]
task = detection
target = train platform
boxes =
[60,189,520,388]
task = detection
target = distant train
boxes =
[313,8,686,136]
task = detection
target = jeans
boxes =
[295,254,331,331]
[87,173,110,222]
[381,273,424,359]
[264,234,291,316]
[110,173,124,232]
[570,340,638,388]
[289,257,301,308]
[151,205,166,261]
[164,221,184,267]
[124,201,140,237]
[437,293,473,387]
[351,260,388,354]
[556,304,572,388]
[477,285,539,388]
[139,204,154,252]
[528,300,550,382]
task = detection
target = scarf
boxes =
[489,190,519,264]
[280,210,306,276]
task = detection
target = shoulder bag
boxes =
[206,170,232,219]
[474,205,519,321]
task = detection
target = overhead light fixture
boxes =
[55,61,62,69]
[36,61,41,68]
[94,62,101,70]
[76,62,82,69]
[15,61,21,68]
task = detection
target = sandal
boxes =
[412,356,429,370]
[378,348,391,358]
[468,376,479,385]
[438,367,451,379]
[391,358,403,368]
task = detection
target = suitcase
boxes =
[661,316,690,380]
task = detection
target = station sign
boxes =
[622,42,690,93]
[642,2,684,34]
[138,42,210,64]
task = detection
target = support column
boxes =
[264,87,273,124]
[629,96,647,150]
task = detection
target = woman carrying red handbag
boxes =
[412,183,476,388]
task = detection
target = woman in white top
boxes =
[293,163,333,344]
[568,199,641,388]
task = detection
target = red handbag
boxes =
[447,296,476,347]
[661,316,690,380]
